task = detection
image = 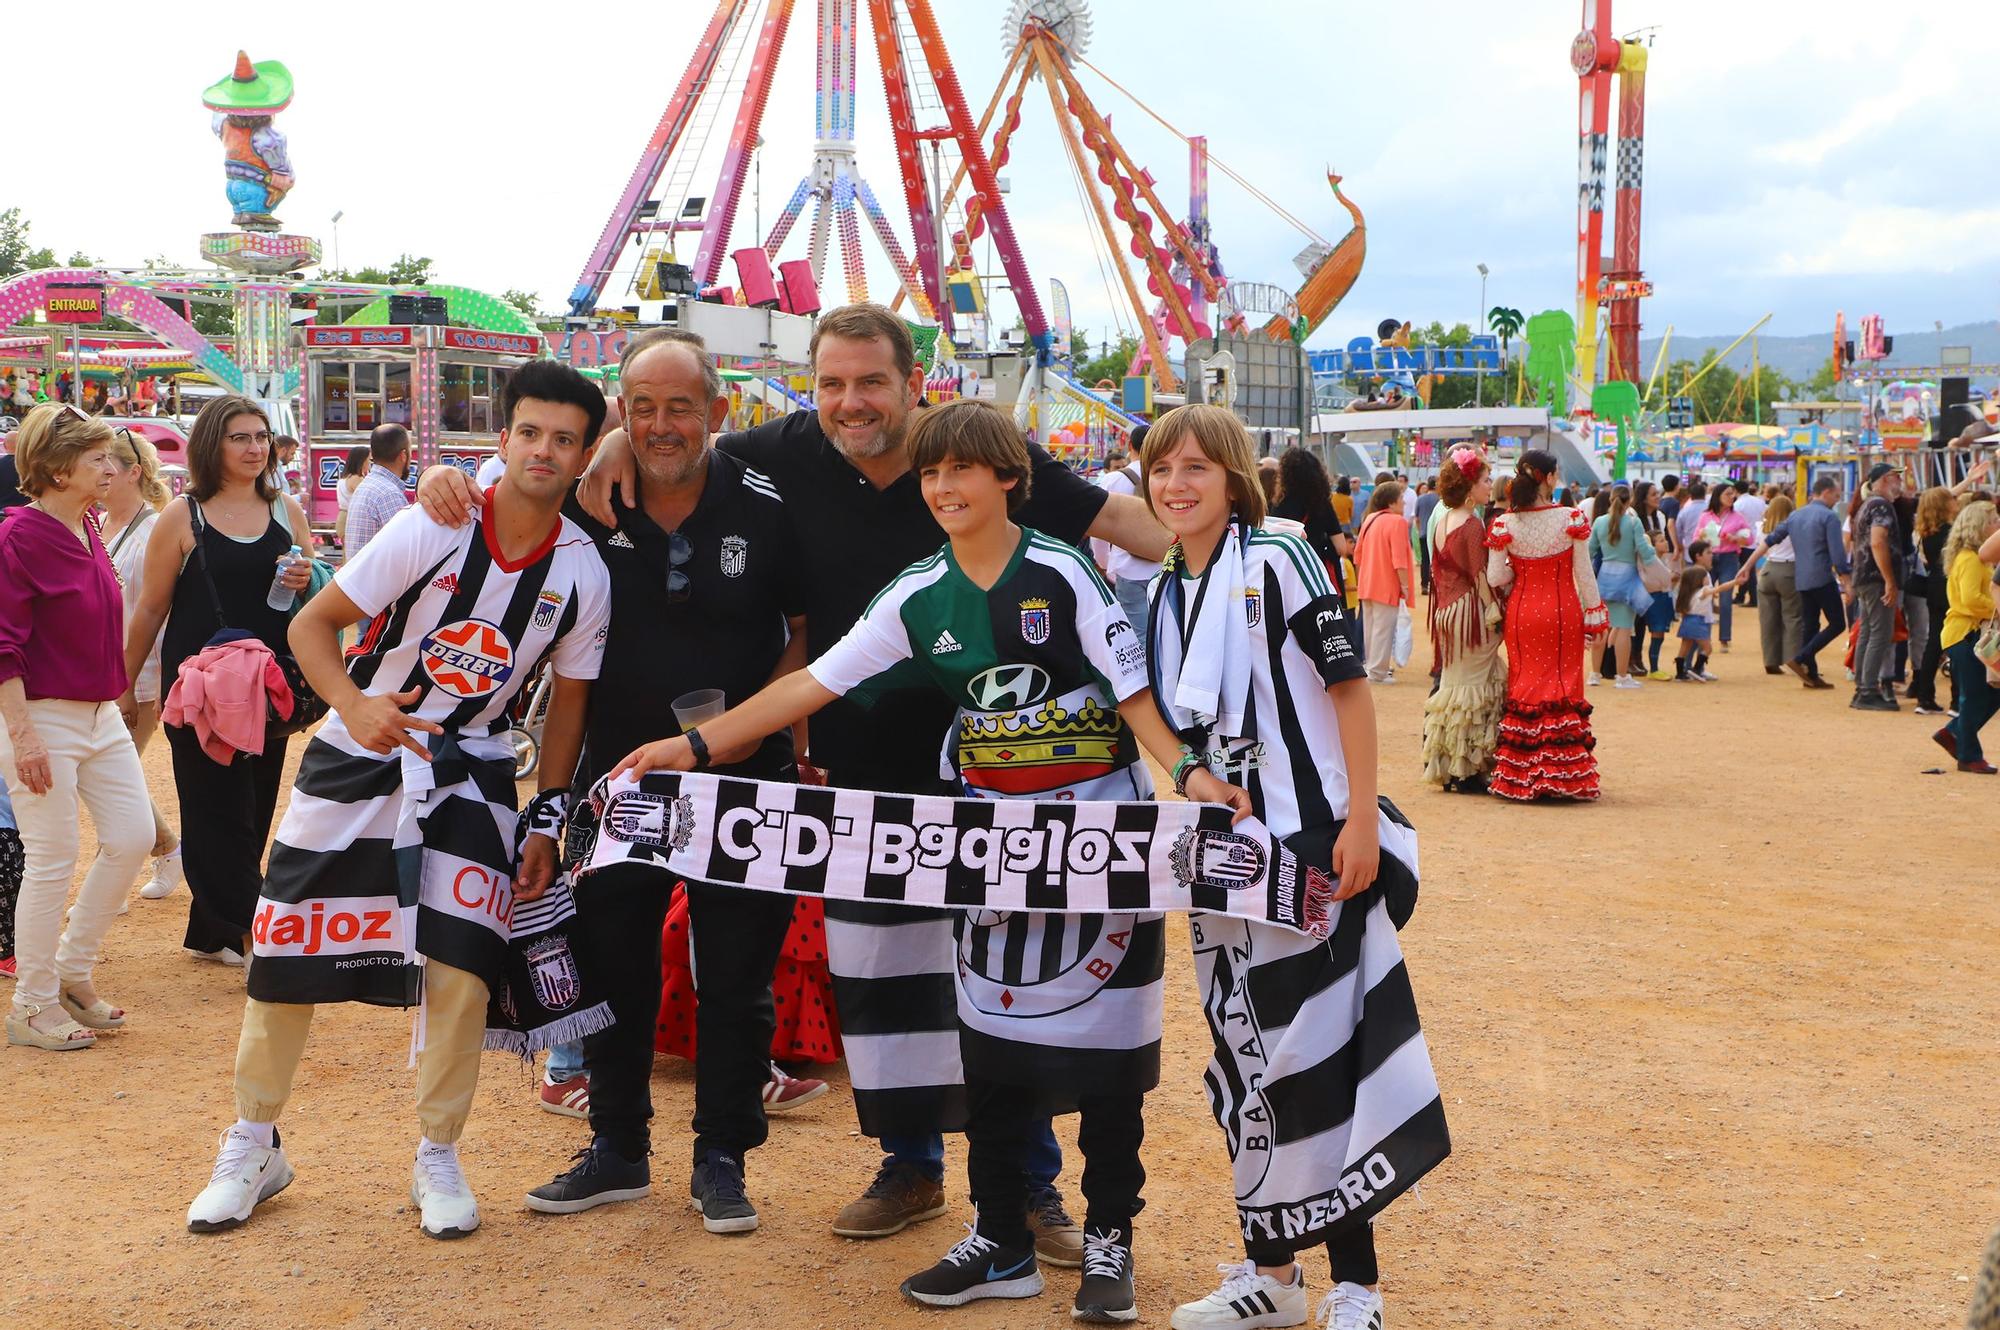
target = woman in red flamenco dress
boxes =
[656,891,841,1107]
[1484,450,1609,800]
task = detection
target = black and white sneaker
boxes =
[690,1150,759,1234]
[524,1137,651,1215]
[901,1223,1044,1307]
[1317,1282,1384,1330]
[1170,1259,1307,1329]
[1073,1227,1138,1322]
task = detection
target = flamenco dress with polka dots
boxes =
[1484,505,1609,801]
[655,890,840,1065]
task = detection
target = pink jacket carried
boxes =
[162,637,293,762]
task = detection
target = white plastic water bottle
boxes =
[266,544,303,612]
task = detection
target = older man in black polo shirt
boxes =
[424,328,809,1232]
[577,304,1168,1263]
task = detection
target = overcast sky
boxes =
[9,0,1994,352]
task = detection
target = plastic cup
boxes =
[671,688,726,733]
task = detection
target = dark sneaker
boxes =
[690,1150,759,1234]
[832,1160,947,1238]
[1074,1227,1138,1323]
[901,1224,1044,1307]
[1852,690,1899,712]
[1028,1183,1084,1268]
[1934,727,1959,760]
[1803,674,1834,690]
[524,1138,651,1215]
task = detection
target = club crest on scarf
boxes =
[602,788,695,853]
[533,590,564,630]
[956,911,1137,1018]
[1170,826,1268,893]
[720,534,748,578]
[524,934,581,1012]
[1018,597,1051,645]
[420,618,514,697]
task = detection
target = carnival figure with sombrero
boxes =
[203,51,296,231]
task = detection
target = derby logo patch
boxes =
[421,619,514,698]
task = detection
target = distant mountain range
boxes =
[1634,320,2000,384]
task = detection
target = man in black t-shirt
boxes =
[574,304,1169,1260]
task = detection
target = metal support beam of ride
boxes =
[867,0,952,337]
[568,0,751,317]
[1046,52,1221,311]
[1603,41,1648,390]
[694,0,797,288]
[1030,41,1175,393]
[885,0,1051,355]
[1570,0,1619,400]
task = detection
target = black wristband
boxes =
[687,726,712,770]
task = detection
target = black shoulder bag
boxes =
[186,500,329,738]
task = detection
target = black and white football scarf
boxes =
[578,771,1338,936]
[1198,805,1449,1252]
[249,735,612,1057]
[483,789,615,1058]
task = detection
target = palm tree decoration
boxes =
[1487,306,1525,367]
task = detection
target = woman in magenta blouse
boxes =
[0,405,152,1050]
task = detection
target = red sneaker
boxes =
[539,1073,590,1120]
[762,1062,829,1114]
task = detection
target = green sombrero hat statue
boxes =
[203,50,293,114]
[204,51,297,230]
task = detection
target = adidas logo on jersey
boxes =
[430,573,459,594]
[931,630,963,655]
[607,531,636,549]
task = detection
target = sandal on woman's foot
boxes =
[60,989,126,1030]
[7,1004,97,1051]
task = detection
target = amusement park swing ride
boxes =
[559,0,1368,442]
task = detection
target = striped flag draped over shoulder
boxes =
[1200,805,1448,1250]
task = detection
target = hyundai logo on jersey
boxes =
[967,663,1051,710]
[421,619,515,697]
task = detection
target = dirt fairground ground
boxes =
[2,606,1994,1330]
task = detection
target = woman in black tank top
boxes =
[121,398,317,961]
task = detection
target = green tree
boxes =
[1077,334,1138,387]
[1067,327,1092,364]
[1804,354,1840,399]
[323,254,436,286]
[502,289,540,318]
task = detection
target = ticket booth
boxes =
[297,324,544,533]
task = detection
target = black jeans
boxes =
[967,1074,1145,1248]
[576,866,795,1163]
[1247,1224,1379,1286]
[1794,582,1849,675]
[1913,594,1947,708]
[165,724,287,954]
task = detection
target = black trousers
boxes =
[576,865,795,1163]
[165,724,287,954]
[967,1074,1144,1248]
[1913,593,1947,708]
[1794,582,1849,674]
[1246,1225,1379,1285]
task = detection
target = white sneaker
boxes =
[1171,1259,1307,1329]
[1613,675,1643,689]
[186,947,246,967]
[187,1126,293,1232]
[140,851,184,900]
[1317,1283,1383,1330]
[412,1140,479,1239]
[1586,672,1601,687]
